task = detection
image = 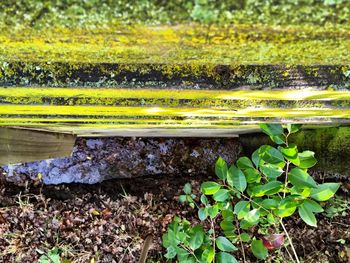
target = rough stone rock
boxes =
[1,137,242,185]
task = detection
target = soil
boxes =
[0,173,349,263]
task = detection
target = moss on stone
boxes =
[1,24,350,66]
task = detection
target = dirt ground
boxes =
[0,173,349,263]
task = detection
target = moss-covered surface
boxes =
[2,0,350,28]
[0,25,349,88]
[0,87,349,134]
[1,88,350,108]
[1,23,350,134]
[2,25,350,63]
[1,62,349,89]
[1,24,350,64]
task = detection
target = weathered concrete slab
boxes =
[0,24,349,158]
[2,126,349,185]
[1,137,242,184]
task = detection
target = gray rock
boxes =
[1,137,242,185]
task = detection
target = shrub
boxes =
[162,124,340,262]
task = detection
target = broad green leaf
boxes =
[290,186,311,198]
[244,209,260,225]
[240,219,254,230]
[202,247,215,263]
[270,134,285,145]
[237,156,254,169]
[164,246,177,259]
[216,236,237,252]
[260,123,284,136]
[298,203,317,227]
[198,208,208,221]
[189,225,205,250]
[243,168,261,183]
[201,181,221,195]
[240,233,251,242]
[275,206,297,218]
[213,189,230,202]
[251,181,283,197]
[220,220,235,232]
[310,183,340,201]
[215,157,228,180]
[302,199,324,213]
[288,168,317,189]
[276,198,298,217]
[267,213,276,224]
[280,144,300,166]
[298,151,317,169]
[200,194,208,205]
[259,145,285,165]
[278,196,299,209]
[162,230,176,248]
[216,252,238,263]
[287,124,302,134]
[222,209,234,220]
[183,183,192,194]
[234,201,250,219]
[260,163,284,179]
[208,204,219,218]
[261,199,279,210]
[175,247,191,261]
[227,165,247,192]
[48,249,60,263]
[251,149,262,168]
[179,195,187,203]
[251,239,268,259]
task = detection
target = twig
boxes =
[118,241,133,263]
[284,245,295,263]
[179,244,201,263]
[235,219,246,263]
[280,219,300,263]
[331,221,350,227]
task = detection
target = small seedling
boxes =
[37,248,61,263]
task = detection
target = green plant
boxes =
[324,195,349,218]
[162,123,340,262]
[37,248,61,263]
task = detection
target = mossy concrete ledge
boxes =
[1,63,350,89]
[0,24,350,139]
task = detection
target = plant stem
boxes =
[236,219,246,263]
[279,219,300,263]
[284,245,296,263]
[179,244,200,263]
[210,218,216,263]
[283,160,290,198]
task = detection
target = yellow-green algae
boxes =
[2,88,350,100]
[1,105,350,118]
[1,24,350,134]
[1,88,349,109]
[1,24,350,65]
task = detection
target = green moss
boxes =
[0,24,350,66]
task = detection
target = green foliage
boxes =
[324,196,350,218]
[37,248,61,263]
[163,123,340,262]
[0,0,349,30]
